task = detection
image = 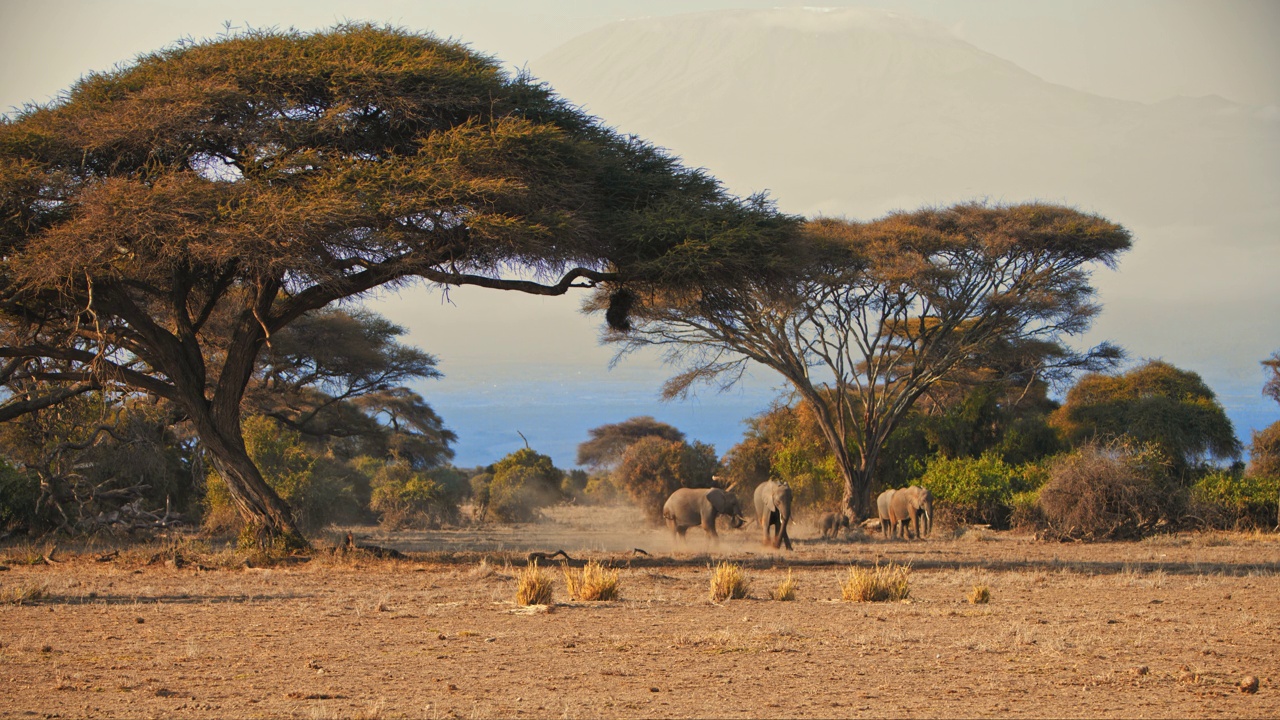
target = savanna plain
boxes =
[2,506,1277,719]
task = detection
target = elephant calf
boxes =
[662,487,746,545]
[818,511,850,540]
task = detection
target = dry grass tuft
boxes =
[967,584,991,604]
[709,562,751,602]
[515,561,553,606]
[563,560,620,601]
[771,569,798,601]
[0,582,47,605]
[841,562,911,602]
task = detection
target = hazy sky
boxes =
[2,1,1276,466]
[4,0,1278,113]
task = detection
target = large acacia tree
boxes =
[610,203,1131,517]
[0,25,796,545]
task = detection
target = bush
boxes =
[1191,469,1280,529]
[615,437,719,524]
[367,461,462,530]
[917,452,1038,527]
[1037,441,1171,540]
[581,473,620,504]
[204,416,362,533]
[0,460,42,535]
[487,449,564,523]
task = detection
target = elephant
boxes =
[753,480,793,550]
[818,511,850,540]
[662,487,746,544]
[888,485,934,540]
[876,488,897,538]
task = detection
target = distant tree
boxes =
[614,436,719,523]
[611,203,1130,517]
[1051,359,1241,474]
[576,416,685,471]
[1264,351,1280,406]
[245,307,456,467]
[0,25,795,544]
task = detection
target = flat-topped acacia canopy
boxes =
[0,24,798,544]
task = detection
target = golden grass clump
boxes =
[515,561,554,606]
[771,569,798,601]
[841,562,911,602]
[1,582,47,605]
[709,561,751,602]
[563,560,620,601]
[967,584,991,604]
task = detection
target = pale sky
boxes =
[2,1,1276,466]
[4,0,1278,113]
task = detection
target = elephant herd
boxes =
[659,481,934,549]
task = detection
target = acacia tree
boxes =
[1051,359,1241,474]
[610,203,1131,517]
[0,25,795,545]
[575,416,685,472]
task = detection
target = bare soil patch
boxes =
[2,506,1278,718]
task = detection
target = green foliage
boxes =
[206,416,361,532]
[1192,469,1280,529]
[723,401,840,511]
[614,437,720,523]
[917,453,1040,526]
[581,473,621,504]
[1052,360,1241,472]
[561,469,589,499]
[368,461,457,530]
[0,460,41,534]
[487,449,565,523]
[0,392,194,532]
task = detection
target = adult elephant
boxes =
[662,488,746,545]
[876,488,897,539]
[753,480,793,550]
[889,485,934,540]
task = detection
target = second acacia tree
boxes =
[611,203,1131,517]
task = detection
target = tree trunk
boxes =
[189,405,308,550]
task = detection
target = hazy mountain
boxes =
[521,7,1279,445]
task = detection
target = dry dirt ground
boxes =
[2,506,1278,719]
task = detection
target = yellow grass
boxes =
[771,569,798,601]
[841,562,911,602]
[709,561,751,602]
[967,584,991,604]
[563,560,620,601]
[515,561,554,606]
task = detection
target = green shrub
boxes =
[368,461,460,529]
[917,452,1037,527]
[204,416,362,533]
[487,449,564,523]
[1191,469,1280,529]
[0,460,42,534]
[581,473,620,504]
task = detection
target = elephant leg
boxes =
[780,523,792,550]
